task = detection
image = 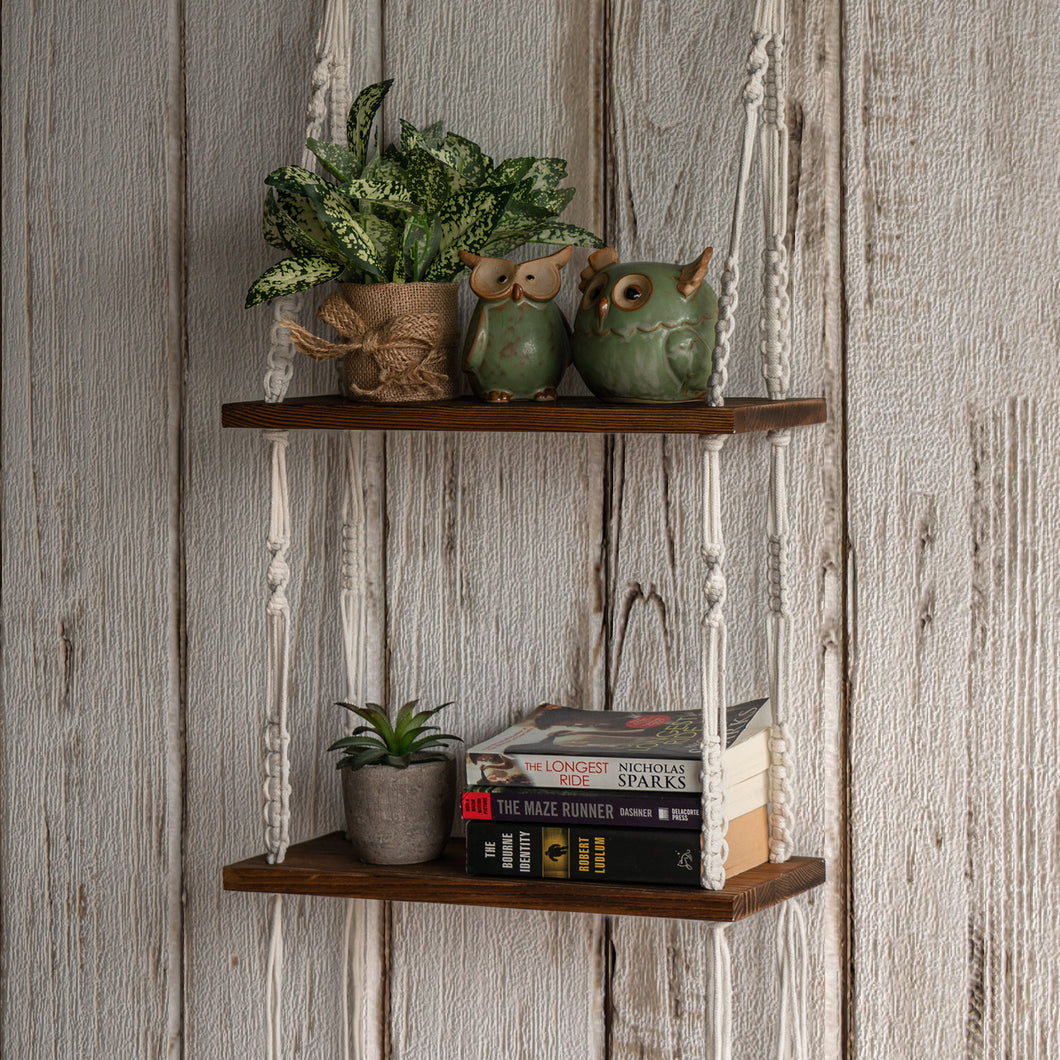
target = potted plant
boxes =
[329,698,462,864]
[246,79,603,402]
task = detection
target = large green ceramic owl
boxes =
[459,247,573,402]
[572,246,718,403]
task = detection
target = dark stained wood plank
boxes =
[221,395,827,435]
[223,833,825,922]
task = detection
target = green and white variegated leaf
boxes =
[275,189,333,245]
[264,164,332,194]
[403,148,452,215]
[360,212,402,277]
[275,189,332,242]
[342,174,419,211]
[526,221,605,248]
[399,118,427,158]
[305,185,384,277]
[400,215,444,282]
[346,79,393,171]
[307,138,361,183]
[530,186,576,214]
[245,255,343,308]
[424,185,514,282]
[419,120,446,149]
[485,157,536,186]
[274,199,346,263]
[522,157,568,193]
[429,132,492,185]
[262,191,286,249]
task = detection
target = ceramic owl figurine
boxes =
[458,246,574,402]
[571,246,718,402]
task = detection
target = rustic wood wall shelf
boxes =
[224,833,825,922]
[221,394,826,435]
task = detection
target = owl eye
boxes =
[613,274,652,310]
[516,264,562,301]
[580,273,608,312]
[469,258,518,299]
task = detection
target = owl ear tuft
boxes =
[578,246,620,292]
[459,250,483,268]
[543,245,574,268]
[677,247,713,297]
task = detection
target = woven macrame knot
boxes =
[262,430,289,448]
[267,557,290,588]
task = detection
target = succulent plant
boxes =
[329,699,461,770]
[246,79,603,307]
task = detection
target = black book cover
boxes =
[465,820,702,886]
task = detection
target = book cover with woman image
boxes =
[465,699,770,793]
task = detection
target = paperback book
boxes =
[465,806,769,885]
[462,768,769,830]
[465,699,771,793]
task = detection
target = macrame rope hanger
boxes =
[701,0,809,1057]
[255,0,809,1055]
[258,3,353,1059]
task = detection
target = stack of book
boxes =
[462,699,773,887]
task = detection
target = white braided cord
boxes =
[263,429,293,863]
[707,926,734,1060]
[700,435,729,889]
[775,901,810,1059]
[707,0,773,407]
[259,2,355,1054]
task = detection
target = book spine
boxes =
[465,821,702,886]
[465,752,701,792]
[461,788,703,830]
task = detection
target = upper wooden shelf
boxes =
[224,833,825,922]
[221,395,826,435]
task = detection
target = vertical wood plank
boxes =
[380,3,609,1057]
[182,2,384,1055]
[843,0,1060,1052]
[604,0,843,1056]
[0,0,178,1054]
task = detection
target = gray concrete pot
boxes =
[341,756,455,865]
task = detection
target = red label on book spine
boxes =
[461,791,491,819]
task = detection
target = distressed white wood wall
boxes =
[2,0,1057,1057]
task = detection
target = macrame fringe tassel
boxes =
[775,900,809,1060]
[266,894,285,1060]
[707,926,734,1060]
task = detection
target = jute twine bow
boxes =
[281,292,449,398]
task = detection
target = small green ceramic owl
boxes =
[571,246,718,403]
[459,247,573,402]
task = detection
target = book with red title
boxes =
[462,768,769,829]
[464,699,770,794]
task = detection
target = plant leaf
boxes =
[344,746,390,771]
[400,214,444,282]
[431,132,491,185]
[403,147,452,215]
[485,157,536,186]
[264,165,333,194]
[273,200,346,263]
[307,138,361,183]
[328,735,386,752]
[407,733,461,752]
[419,120,446,149]
[346,79,393,171]
[424,185,515,282]
[521,157,568,192]
[262,191,287,249]
[342,175,419,211]
[305,186,384,277]
[526,221,605,248]
[245,256,343,308]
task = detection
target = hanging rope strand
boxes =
[707,925,734,1060]
[700,435,729,890]
[707,0,774,406]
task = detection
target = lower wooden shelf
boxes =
[223,832,825,922]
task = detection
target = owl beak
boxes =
[511,283,524,302]
[597,297,609,321]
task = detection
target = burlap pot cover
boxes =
[282,281,460,403]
